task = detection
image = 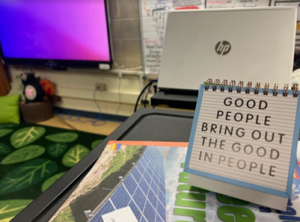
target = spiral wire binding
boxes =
[237,81,243,93]
[294,84,298,97]
[283,84,289,97]
[273,83,278,96]
[213,79,220,91]
[228,80,235,92]
[263,83,269,95]
[245,81,252,94]
[205,78,213,90]
[254,82,260,95]
[221,80,227,92]
[204,79,298,97]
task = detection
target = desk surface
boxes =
[12,108,194,222]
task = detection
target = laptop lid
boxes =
[158,7,296,90]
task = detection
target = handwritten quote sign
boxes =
[187,89,298,192]
[140,0,172,75]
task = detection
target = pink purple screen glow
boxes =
[0,0,111,61]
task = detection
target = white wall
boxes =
[9,66,146,117]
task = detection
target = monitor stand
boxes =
[151,88,198,110]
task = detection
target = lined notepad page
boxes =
[189,90,298,191]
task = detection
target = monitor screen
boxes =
[0,0,111,65]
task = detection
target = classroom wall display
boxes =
[139,0,171,75]
[184,80,300,210]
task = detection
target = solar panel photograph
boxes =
[50,145,150,222]
[89,146,166,222]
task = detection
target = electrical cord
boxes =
[134,79,158,112]
[58,87,106,127]
[116,77,122,115]
[145,84,157,108]
[56,115,77,130]
[114,61,142,71]
[153,85,157,94]
[114,62,124,115]
[91,87,106,126]
[144,87,150,108]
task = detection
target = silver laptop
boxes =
[158,7,296,90]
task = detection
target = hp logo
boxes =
[215,41,231,55]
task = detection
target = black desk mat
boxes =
[11,108,194,222]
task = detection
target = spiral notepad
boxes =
[184,79,300,209]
